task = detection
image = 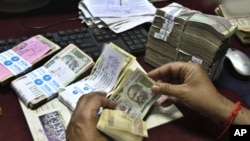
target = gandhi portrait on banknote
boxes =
[62,55,79,71]
[127,84,149,106]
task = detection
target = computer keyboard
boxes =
[0,25,148,60]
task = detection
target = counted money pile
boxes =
[145,2,237,80]
[215,4,250,45]
[11,43,94,109]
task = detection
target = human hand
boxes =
[148,62,225,116]
[66,92,116,141]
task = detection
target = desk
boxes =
[0,0,250,141]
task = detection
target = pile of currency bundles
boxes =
[215,4,250,45]
[145,2,237,80]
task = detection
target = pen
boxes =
[120,0,122,6]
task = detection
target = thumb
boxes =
[151,82,184,99]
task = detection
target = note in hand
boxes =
[109,68,160,120]
[97,109,147,141]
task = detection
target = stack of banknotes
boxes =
[11,43,94,109]
[0,35,61,86]
[97,109,148,141]
[144,2,238,80]
[97,68,159,141]
[215,4,250,45]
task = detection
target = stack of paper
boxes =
[78,0,156,33]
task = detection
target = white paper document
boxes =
[78,0,156,33]
[101,15,154,33]
[83,0,156,18]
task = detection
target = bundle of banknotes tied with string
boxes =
[144,2,238,81]
[214,0,250,45]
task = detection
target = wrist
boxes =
[214,94,235,122]
[217,101,242,140]
[233,106,250,125]
[213,95,250,125]
[199,92,235,122]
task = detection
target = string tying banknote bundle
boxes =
[173,12,196,62]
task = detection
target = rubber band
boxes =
[217,101,242,140]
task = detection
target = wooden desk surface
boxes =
[0,0,250,141]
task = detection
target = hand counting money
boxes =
[58,42,160,141]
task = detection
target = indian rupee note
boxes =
[90,42,136,93]
[97,109,147,141]
[11,44,94,109]
[44,43,94,86]
[109,68,160,119]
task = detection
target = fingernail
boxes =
[152,84,160,92]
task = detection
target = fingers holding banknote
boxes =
[152,79,177,107]
[66,92,116,141]
[148,61,224,115]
